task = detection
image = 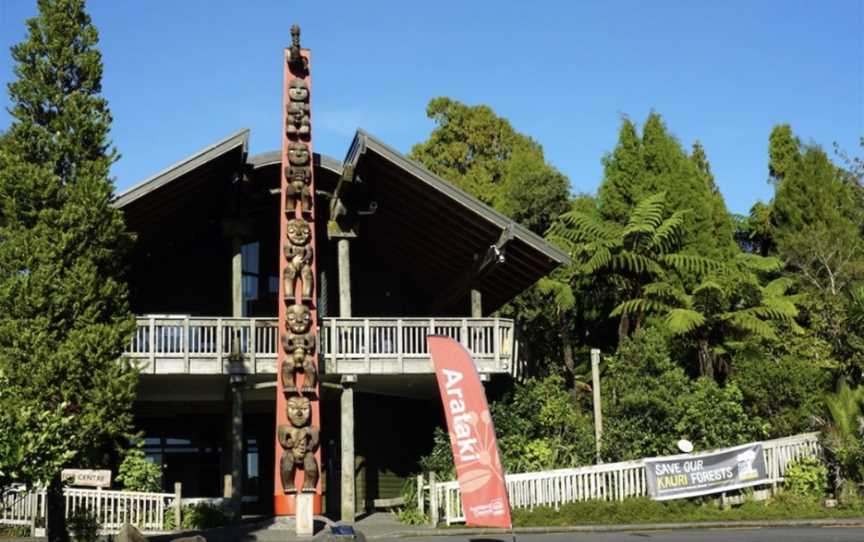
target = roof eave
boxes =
[113,128,251,209]
[352,129,571,267]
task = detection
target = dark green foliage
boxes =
[180,502,229,530]
[513,493,864,527]
[784,457,829,498]
[602,327,764,461]
[418,376,595,476]
[66,507,99,542]
[731,344,826,438]
[0,5,136,539]
[598,114,734,259]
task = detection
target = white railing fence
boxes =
[123,316,515,375]
[420,432,822,525]
[0,487,175,535]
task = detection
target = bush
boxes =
[784,457,829,498]
[0,524,30,538]
[67,507,100,542]
[116,443,162,492]
[602,327,765,461]
[181,502,228,530]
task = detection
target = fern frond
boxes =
[659,254,721,275]
[649,210,688,252]
[721,312,778,340]
[664,308,706,335]
[625,192,667,233]
[734,253,783,273]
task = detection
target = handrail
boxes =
[123,316,515,375]
[423,432,822,525]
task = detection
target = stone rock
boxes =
[171,536,207,542]
[117,523,148,542]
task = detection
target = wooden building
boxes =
[116,127,567,518]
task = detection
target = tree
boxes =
[0,1,136,540]
[409,97,570,234]
[547,192,715,344]
[598,113,734,259]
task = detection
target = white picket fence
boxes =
[0,486,175,535]
[421,432,822,525]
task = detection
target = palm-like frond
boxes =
[665,308,706,335]
[762,277,795,298]
[734,252,783,273]
[536,277,576,312]
[610,251,664,275]
[720,311,778,340]
[624,192,666,234]
[649,210,688,253]
[610,298,671,317]
[659,254,721,275]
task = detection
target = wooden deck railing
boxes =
[422,432,822,525]
[0,487,174,535]
[124,316,514,375]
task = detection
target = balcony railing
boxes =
[124,316,514,376]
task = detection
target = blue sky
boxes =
[1,0,861,215]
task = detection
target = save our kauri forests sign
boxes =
[645,442,767,500]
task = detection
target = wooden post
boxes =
[232,237,243,318]
[338,239,352,318]
[230,378,244,522]
[173,482,182,531]
[470,289,482,318]
[591,348,603,464]
[428,472,438,526]
[340,375,356,522]
[417,474,424,515]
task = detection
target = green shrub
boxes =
[0,524,31,538]
[394,475,428,525]
[784,456,829,498]
[67,506,100,542]
[163,506,176,530]
[116,443,162,492]
[181,502,228,530]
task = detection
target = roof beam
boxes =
[430,224,515,313]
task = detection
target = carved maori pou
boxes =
[278,396,320,493]
[285,165,312,214]
[281,303,314,372]
[283,218,313,302]
[287,24,308,74]
[286,79,310,138]
[288,142,310,167]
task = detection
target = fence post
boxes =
[173,482,182,531]
[428,472,438,527]
[416,474,424,515]
[591,348,603,464]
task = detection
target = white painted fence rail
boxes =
[0,487,174,535]
[320,317,514,375]
[123,316,515,376]
[423,432,822,525]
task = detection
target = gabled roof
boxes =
[114,129,250,208]
[345,129,569,267]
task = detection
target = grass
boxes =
[512,494,864,527]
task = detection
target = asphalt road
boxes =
[393,527,864,542]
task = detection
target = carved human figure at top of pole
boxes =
[287,25,308,75]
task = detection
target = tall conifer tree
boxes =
[0,1,135,540]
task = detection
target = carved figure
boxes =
[286,102,310,138]
[278,396,320,493]
[288,78,309,102]
[287,25,308,74]
[284,166,312,214]
[283,219,313,301]
[281,304,314,371]
[288,142,310,167]
[281,350,318,394]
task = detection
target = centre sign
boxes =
[61,469,111,489]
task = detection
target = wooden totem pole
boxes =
[275,25,321,534]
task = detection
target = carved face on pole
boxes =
[286,304,312,334]
[286,218,311,246]
[288,79,309,102]
[288,143,310,166]
[286,396,311,427]
[285,166,309,185]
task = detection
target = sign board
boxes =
[61,469,111,488]
[645,442,767,500]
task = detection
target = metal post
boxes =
[591,348,603,464]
